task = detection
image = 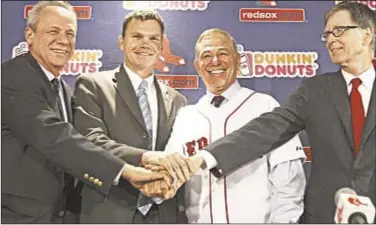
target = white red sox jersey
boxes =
[165,84,306,223]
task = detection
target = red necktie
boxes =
[350,78,365,156]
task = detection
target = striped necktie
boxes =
[136,80,156,215]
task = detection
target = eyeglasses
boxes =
[320,26,359,42]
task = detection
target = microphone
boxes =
[334,187,375,224]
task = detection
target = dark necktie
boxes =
[51,78,68,122]
[51,78,70,187]
[350,78,365,156]
[211,95,225,108]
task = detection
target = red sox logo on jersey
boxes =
[184,137,209,156]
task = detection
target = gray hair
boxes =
[27,1,76,31]
[194,28,239,59]
[325,1,376,51]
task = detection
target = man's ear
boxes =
[362,27,373,47]
[194,59,202,77]
[235,53,241,72]
[118,35,124,50]
[25,27,34,46]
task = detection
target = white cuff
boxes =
[113,163,127,186]
[197,150,218,169]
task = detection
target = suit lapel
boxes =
[113,65,146,131]
[155,78,172,151]
[360,77,376,149]
[326,71,355,150]
[25,53,56,107]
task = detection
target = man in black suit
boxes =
[152,2,376,223]
[1,1,172,223]
[73,10,189,223]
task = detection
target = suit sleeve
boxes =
[205,79,309,176]
[73,74,148,166]
[1,76,125,196]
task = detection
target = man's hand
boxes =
[143,153,206,188]
[121,164,178,198]
[141,151,192,183]
[138,171,178,199]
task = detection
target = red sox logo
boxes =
[185,137,209,156]
[154,34,186,73]
[256,0,278,7]
[348,196,368,206]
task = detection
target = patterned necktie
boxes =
[211,95,225,108]
[136,80,155,215]
[350,78,365,156]
[51,78,68,122]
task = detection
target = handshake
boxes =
[121,152,205,199]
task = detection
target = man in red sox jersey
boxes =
[165,29,307,223]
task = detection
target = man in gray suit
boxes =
[73,10,189,223]
[1,1,173,223]
[153,2,376,223]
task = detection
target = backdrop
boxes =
[2,0,376,175]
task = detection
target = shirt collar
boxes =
[123,63,155,91]
[342,66,375,90]
[206,80,241,101]
[39,63,62,82]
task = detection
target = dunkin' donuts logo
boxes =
[11,42,103,76]
[123,1,211,11]
[237,44,319,78]
[61,50,103,75]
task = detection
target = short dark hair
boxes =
[325,1,375,51]
[121,10,165,37]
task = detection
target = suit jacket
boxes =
[73,65,188,223]
[1,53,125,220]
[205,70,375,223]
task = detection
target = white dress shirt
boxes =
[342,65,375,116]
[124,64,159,150]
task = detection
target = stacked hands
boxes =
[122,152,205,199]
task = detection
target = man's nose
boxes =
[211,55,219,65]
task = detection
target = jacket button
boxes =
[58,211,65,217]
[142,133,147,139]
[178,205,185,211]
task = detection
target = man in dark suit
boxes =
[73,10,189,223]
[1,1,174,223]
[156,2,375,223]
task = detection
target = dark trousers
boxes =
[1,194,65,224]
[133,204,160,223]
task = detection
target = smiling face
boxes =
[194,31,240,95]
[325,10,372,69]
[119,18,163,78]
[25,6,77,76]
